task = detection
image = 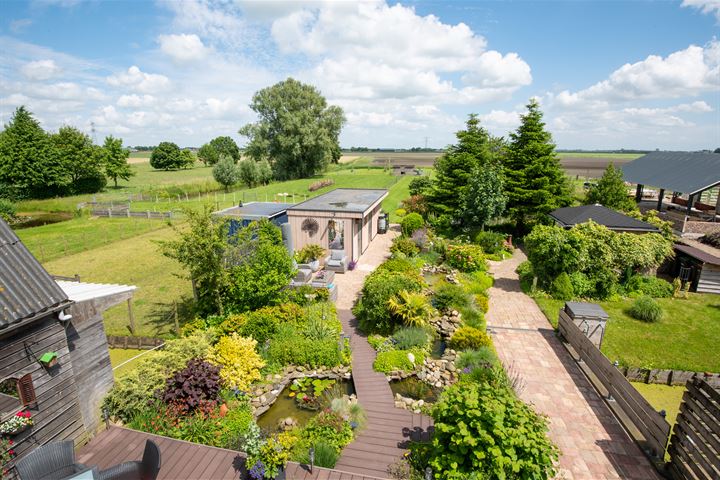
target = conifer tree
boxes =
[584,163,636,212]
[503,99,571,231]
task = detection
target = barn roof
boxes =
[0,219,70,330]
[621,151,720,195]
[549,205,659,232]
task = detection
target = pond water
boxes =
[430,338,446,359]
[423,272,445,287]
[256,379,355,433]
[390,377,441,403]
[13,212,73,229]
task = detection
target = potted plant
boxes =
[0,411,33,436]
[298,244,325,272]
[1,438,15,479]
[39,351,58,368]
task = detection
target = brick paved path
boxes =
[486,250,661,480]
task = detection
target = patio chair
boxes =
[325,249,347,273]
[15,441,87,480]
[97,439,161,480]
[291,263,313,285]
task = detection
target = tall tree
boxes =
[180,149,195,169]
[213,157,240,191]
[239,78,345,180]
[100,135,134,187]
[584,163,636,212]
[460,163,507,229]
[503,99,571,231]
[51,125,106,194]
[0,106,63,198]
[197,143,218,166]
[427,114,496,217]
[209,136,240,163]
[238,159,259,187]
[150,141,184,170]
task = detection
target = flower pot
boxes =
[309,259,320,272]
[7,425,29,436]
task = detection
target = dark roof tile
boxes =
[549,205,659,232]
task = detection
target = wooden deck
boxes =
[77,426,245,479]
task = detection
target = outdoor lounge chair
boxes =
[325,249,347,273]
[97,439,161,480]
[291,263,313,286]
[15,441,87,480]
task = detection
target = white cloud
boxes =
[20,59,61,80]
[158,33,210,63]
[117,94,156,107]
[682,0,720,20]
[107,66,170,93]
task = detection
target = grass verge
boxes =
[109,348,157,378]
[631,382,685,427]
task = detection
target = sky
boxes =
[0,0,718,150]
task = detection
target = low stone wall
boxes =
[250,365,352,416]
[387,349,459,413]
[429,311,462,338]
[683,220,720,235]
[620,366,720,388]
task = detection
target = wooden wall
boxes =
[697,264,720,295]
[0,315,87,466]
[287,211,356,262]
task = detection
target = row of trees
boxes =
[0,107,134,199]
[416,99,572,233]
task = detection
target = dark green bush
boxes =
[0,198,17,222]
[432,283,469,311]
[568,272,594,298]
[459,306,485,329]
[473,231,506,255]
[218,303,306,341]
[628,295,663,322]
[392,327,430,350]
[420,383,558,479]
[354,270,424,334]
[266,336,341,368]
[625,275,673,298]
[401,212,425,236]
[408,177,433,196]
[448,326,491,350]
[390,237,420,256]
[551,272,575,300]
[516,260,535,291]
[445,244,486,272]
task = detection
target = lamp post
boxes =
[425,466,432,480]
[309,447,315,474]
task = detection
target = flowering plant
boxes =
[1,437,15,478]
[0,411,33,435]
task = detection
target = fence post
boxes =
[147,211,150,219]
[108,208,112,218]
[127,299,135,335]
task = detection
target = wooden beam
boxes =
[686,193,694,216]
[656,189,665,211]
[635,184,644,202]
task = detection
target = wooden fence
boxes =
[558,310,672,459]
[92,209,173,219]
[667,378,720,479]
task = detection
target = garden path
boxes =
[329,228,433,479]
[486,250,662,480]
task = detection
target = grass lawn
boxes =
[631,382,685,426]
[109,348,157,378]
[43,226,193,338]
[16,217,168,262]
[533,294,720,372]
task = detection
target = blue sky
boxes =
[1,0,718,150]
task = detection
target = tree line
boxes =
[0,106,134,199]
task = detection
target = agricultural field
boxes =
[533,294,720,372]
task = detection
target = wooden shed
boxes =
[0,219,135,470]
[674,242,720,294]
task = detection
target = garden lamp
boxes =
[309,447,315,474]
[425,466,432,480]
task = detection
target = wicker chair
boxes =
[15,441,86,480]
[97,440,161,480]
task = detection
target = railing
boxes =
[92,209,173,219]
[558,310,671,459]
[668,378,720,480]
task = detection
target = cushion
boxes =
[327,260,342,267]
[331,250,345,261]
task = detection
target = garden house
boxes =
[286,188,388,265]
[674,241,720,294]
[549,204,659,233]
[621,151,720,234]
[0,218,135,469]
[214,201,294,235]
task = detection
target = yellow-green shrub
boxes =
[449,326,491,350]
[475,294,489,313]
[207,334,265,391]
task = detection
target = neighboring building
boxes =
[549,204,660,233]
[214,202,294,235]
[286,188,388,263]
[0,219,135,468]
[674,241,720,295]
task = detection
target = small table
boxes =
[311,270,335,287]
[59,465,98,480]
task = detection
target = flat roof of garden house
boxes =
[564,301,609,319]
[621,151,720,195]
[214,202,294,220]
[287,188,388,214]
[549,204,659,232]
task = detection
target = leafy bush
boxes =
[463,270,493,293]
[551,272,575,300]
[354,270,424,334]
[374,349,425,373]
[303,440,339,468]
[266,336,341,368]
[448,326,491,350]
[207,334,265,391]
[445,244,486,272]
[296,244,326,263]
[302,410,354,452]
[0,199,16,222]
[474,294,489,313]
[516,260,535,290]
[473,231,506,255]
[410,226,432,251]
[401,195,429,217]
[218,303,306,340]
[408,177,433,196]
[432,283,469,311]
[625,275,673,298]
[628,296,663,323]
[162,358,221,414]
[377,256,420,274]
[458,306,485,329]
[390,237,420,256]
[387,290,434,327]
[401,213,425,236]
[568,271,594,298]
[420,383,558,479]
[456,347,497,370]
[395,208,407,217]
[103,333,211,422]
[392,327,430,350]
[309,179,334,191]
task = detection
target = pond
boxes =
[423,272,446,287]
[256,379,355,433]
[390,377,441,403]
[12,212,73,229]
[430,338,446,359]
